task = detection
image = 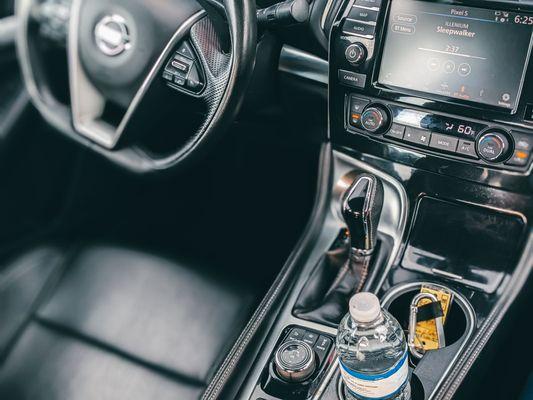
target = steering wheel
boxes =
[15,0,257,173]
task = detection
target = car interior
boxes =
[0,0,531,399]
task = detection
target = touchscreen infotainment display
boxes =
[378,0,533,110]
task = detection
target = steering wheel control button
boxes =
[429,133,458,153]
[456,140,478,159]
[171,59,190,74]
[274,340,316,383]
[177,41,195,59]
[361,105,390,133]
[476,130,511,162]
[385,123,406,140]
[163,40,205,95]
[338,70,366,89]
[345,43,367,65]
[404,127,431,146]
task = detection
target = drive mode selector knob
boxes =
[345,43,367,65]
[274,340,316,383]
[361,105,390,134]
[476,129,512,163]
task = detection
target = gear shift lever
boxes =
[342,173,384,256]
[327,173,384,294]
[293,173,389,326]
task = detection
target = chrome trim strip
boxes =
[0,16,17,47]
[279,45,328,85]
[321,0,336,30]
[68,0,206,149]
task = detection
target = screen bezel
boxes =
[372,0,533,114]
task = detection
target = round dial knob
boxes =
[476,130,512,162]
[274,340,316,383]
[361,105,390,134]
[345,43,367,65]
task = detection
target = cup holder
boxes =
[381,282,475,352]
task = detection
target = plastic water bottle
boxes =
[336,292,410,400]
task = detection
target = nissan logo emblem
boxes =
[94,14,131,57]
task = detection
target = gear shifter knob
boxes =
[342,173,384,255]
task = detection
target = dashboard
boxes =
[328,0,533,173]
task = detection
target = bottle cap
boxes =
[349,292,381,323]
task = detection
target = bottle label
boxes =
[339,351,409,399]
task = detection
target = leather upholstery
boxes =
[0,244,257,399]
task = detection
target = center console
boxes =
[234,1,532,399]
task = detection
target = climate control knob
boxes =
[345,43,367,65]
[361,105,390,134]
[476,130,512,163]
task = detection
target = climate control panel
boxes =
[346,95,532,170]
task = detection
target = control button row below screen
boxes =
[384,124,480,160]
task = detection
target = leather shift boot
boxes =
[293,233,393,327]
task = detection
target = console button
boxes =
[456,140,478,159]
[505,150,530,167]
[313,336,332,365]
[287,328,305,341]
[404,127,431,146]
[350,96,370,114]
[302,331,319,346]
[476,130,511,162]
[345,43,367,65]
[354,0,382,8]
[513,134,532,152]
[429,133,458,152]
[338,70,366,88]
[349,97,370,128]
[385,123,405,139]
[348,6,379,23]
[342,20,376,37]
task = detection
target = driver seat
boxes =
[0,244,257,399]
